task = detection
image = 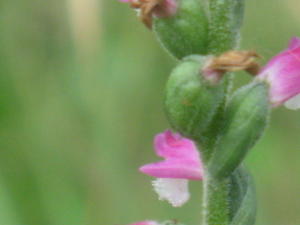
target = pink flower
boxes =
[257,37,300,109]
[129,221,160,225]
[140,130,203,179]
[139,130,203,207]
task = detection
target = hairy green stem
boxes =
[202,175,231,225]
[200,0,246,224]
[199,77,232,225]
[207,0,244,54]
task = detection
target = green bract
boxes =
[229,166,256,225]
[208,82,270,179]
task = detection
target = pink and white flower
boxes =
[129,220,160,225]
[257,37,300,109]
[139,130,203,207]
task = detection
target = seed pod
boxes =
[153,0,209,59]
[165,55,227,151]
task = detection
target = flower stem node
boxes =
[165,55,227,143]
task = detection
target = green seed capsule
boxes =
[153,0,209,59]
[165,55,227,152]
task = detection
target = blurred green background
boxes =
[0,0,299,225]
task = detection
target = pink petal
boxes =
[258,37,300,106]
[140,159,203,180]
[140,130,203,180]
[129,221,160,225]
[288,37,300,50]
[154,130,199,159]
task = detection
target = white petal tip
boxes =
[284,94,300,110]
[152,178,190,207]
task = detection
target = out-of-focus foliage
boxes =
[0,0,298,225]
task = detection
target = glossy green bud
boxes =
[208,82,270,179]
[165,55,227,149]
[153,0,209,59]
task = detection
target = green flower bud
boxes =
[165,55,227,149]
[153,0,209,59]
[208,82,270,179]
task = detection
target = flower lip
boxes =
[139,130,203,180]
[152,178,190,207]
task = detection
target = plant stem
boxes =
[207,0,245,54]
[200,0,245,223]
[202,174,230,225]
